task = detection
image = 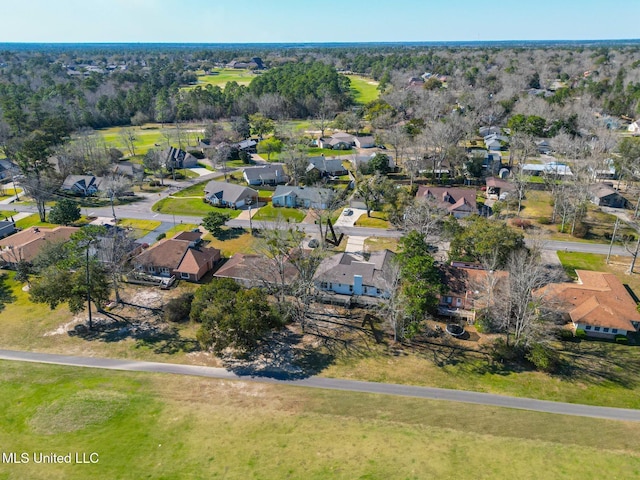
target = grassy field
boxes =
[15,214,59,230]
[364,236,399,252]
[171,180,208,198]
[347,74,380,104]
[0,209,18,219]
[252,204,306,222]
[152,197,242,218]
[163,223,200,238]
[0,361,638,480]
[92,123,205,157]
[180,68,255,90]
[355,211,390,228]
[203,229,258,257]
[116,218,162,239]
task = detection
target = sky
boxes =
[0,0,637,44]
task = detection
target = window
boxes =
[446,296,452,304]
[585,326,592,330]
[148,266,155,273]
[349,285,353,292]
[321,282,328,289]
[612,329,618,334]
[161,267,170,274]
[603,328,610,333]
[456,298,462,307]
[180,272,190,279]
[594,327,601,332]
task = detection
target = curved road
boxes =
[1,349,638,422]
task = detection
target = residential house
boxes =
[272,186,334,209]
[314,250,396,301]
[535,140,552,154]
[485,138,502,151]
[478,126,501,137]
[352,153,395,171]
[589,184,626,208]
[408,77,425,88]
[234,139,258,153]
[628,119,640,136]
[318,132,354,150]
[161,147,199,170]
[0,220,16,240]
[213,252,298,289]
[88,225,144,265]
[485,177,515,200]
[132,232,220,282]
[590,159,617,180]
[0,159,19,180]
[0,226,79,268]
[544,270,640,338]
[521,162,573,177]
[61,175,103,196]
[438,261,509,323]
[111,161,144,180]
[203,181,258,208]
[415,186,478,218]
[243,164,288,186]
[307,156,349,177]
[354,136,375,148]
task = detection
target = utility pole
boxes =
[85,244,93,329]
[248,204,253,235]
[606,218,619,264]
[627,235,640,274]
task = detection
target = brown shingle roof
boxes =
[175,247,220,275]
[416,186,477,215]
[545,270,640,331]
[213,253,298,286]
[0,226,79,264]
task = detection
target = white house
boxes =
[628,120,640,135]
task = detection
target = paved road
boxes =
[1,349,638,422]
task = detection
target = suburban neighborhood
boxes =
[0,7,640,477]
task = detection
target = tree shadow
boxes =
[0,274,17,312]
[223,328,334,380]
[213,227,245,241]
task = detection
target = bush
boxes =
[510,218,532,229]
[538,216,552,225]
[615,334,629,345]
[572,222,591,239]
[188,150,205,159]
[149,180,161,187]
[156,233,166,241]
[575,328,587,339]
[525,343,558,372]
[164,293,194,323]
[558,329,575,341]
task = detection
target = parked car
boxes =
[344,209,353,216]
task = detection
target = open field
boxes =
[91,123,205,157]
[180,68,254,90]
[152,197,242,218]
[347,74,380,104]
[0,360,639,479]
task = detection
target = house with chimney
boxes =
[415,186,478,218]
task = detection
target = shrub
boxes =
[538,216,552,225]
[558,329,575,341]
[575,328,587,339]
[615,334,629,345]
[525,343,558,372]
[156,233,166,241]
[164,293,194,323]
[188,150,205,159]
[510,218,532,229]
[572,222,591,239]
[149,180,161,187]
[490,338,522,363]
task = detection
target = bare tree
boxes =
[281,146,308,186]
[400,196,447,240]
[119,127,137,157]
[100,175,133,220]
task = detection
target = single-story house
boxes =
[589,184,626,208]
[314,250,396,300]
[213,252,298,289]
[88,225,144,264]
[521,162,573,177]
[590,159,617,180]
[354,136,375,148]
[0,220,16,240]
[307,156,349,176]
[132,232,220,282]
[535,140,552,154]
[485,138,502,151]
[0,159,19,180]
[415,186,478,218]
[272,186,334,209]
[628,120,640,136]
[544,270,640,338]
[352,153,395,170]
[162,147,199,169]
[204,181,258,209]
[61,175,104,196]
[112,161,144,180]
[243,164,288,186]
[485,177,515,200]
[478,126,501,137]
[438,261,509,322]
[0,226,79,268]
[234,139,258,153]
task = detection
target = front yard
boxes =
[152,197,242,218]
[252,204,306,222]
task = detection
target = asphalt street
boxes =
[0,349,638,422]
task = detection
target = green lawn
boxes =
[180,68,254,90]
[117,218,162,239]
[15,214,59,230]
[347,74,380,104]
[263,147,354,162]
[0,209,18,219]
[0,361,638,480]
[252,204,306,222]
[355,211,390,228]
[163,223,200,238]
[152,197,241,218]
[0,187,22,199]
[171,181,208,198]
[202,229,258,257]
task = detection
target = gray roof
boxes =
[589,184,621,199]
[272,185,333,204]
[243,164,288,183]
[236,139,257,150]
[314,250,396,290]
[204,181,258,203]
[61,175,102,191]
[112,161,143,177]
[307,156,347,174]
[0,159,19,172]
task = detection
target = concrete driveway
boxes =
[334,208,367,227]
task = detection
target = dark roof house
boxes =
[416,186,477,218]
[242,164,288,186]
[204,181,258,208]
[61,175,103,196]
